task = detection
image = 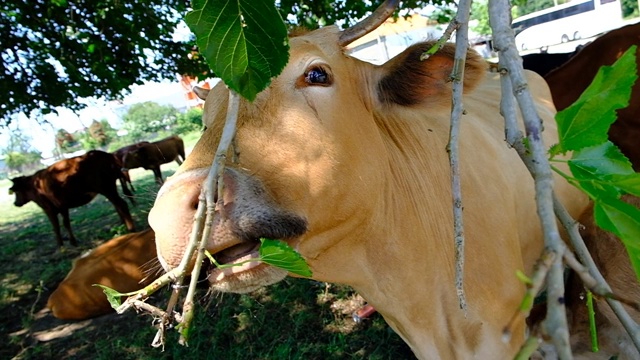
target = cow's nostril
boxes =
[189,191,200,211]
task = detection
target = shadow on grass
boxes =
[0,168,414,360]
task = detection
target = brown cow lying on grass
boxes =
[122,135,185,185]
[544,23,640,170]
[9,150,135,247]
[147,23,592,357]
[47,228,157,320]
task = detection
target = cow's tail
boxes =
[176,136,186,165]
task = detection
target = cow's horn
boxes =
[193,86,210,100]
[338,0,400,46]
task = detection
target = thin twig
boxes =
[504,249,555,341]
[130,299,169,318]
[447,0,471,314]
[514,335,543,360]
[177,89,241,344]
[422,20,460,59]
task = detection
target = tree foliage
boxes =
[622,0,640,18]
[55,128,79,152]
[78,119,115,150]
[1,129,41,173]
[0,0,210,125]
[176,107,203,133]
[1,0,466,126]
[470,0,491,35]
[512,0,557,18]
[121,101,179,142]
[276,0,439,30]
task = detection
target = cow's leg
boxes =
[44,211,65,247]
[123,170,135,192]
[102,191,136,232]
[60,208,78,246]
[152,166,164,185]
[119,175,136,206]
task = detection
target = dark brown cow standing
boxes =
[544,23,640,170]
[9,150,136,247]
[122,135,185,184]
[112,141,150,192]
[521,46,583,77]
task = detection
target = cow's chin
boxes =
[206,251,288,294]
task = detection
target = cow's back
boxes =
[41,151,122,208]
[150,135,184,162]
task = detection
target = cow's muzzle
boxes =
[149,168,308,275]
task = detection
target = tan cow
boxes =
[147,27,590,358]
[47,229,157,320]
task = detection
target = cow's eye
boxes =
[304,66,331,86]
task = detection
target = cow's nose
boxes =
[149,168,208,269]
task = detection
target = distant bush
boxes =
[176,107,203,134]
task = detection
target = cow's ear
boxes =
[377,42,487,106]
[193,86,210,100]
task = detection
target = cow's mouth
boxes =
[207,241,262,280]
[203,238,299,293]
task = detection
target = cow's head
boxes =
[9,175,34,207]
[122,148,143,169]
[149,24,487,295]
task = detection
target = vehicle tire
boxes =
[573,31,581,40]
[561,34,570,43]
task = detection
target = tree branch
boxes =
[488,0,571,357]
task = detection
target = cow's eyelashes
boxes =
[303,66,332,86]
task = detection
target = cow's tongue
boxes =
[214,241,260,265]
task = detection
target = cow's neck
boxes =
[351,111,523,358]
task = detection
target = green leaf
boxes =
[569,141,635,178]
[93,284,125,310]
[555,45,637,152]
[567,141,634,199]
[607,173,640,197]
[185,0,289,101]
[259,238,313,277]
[593,198,640,281]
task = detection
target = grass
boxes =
[0,141,414,359]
